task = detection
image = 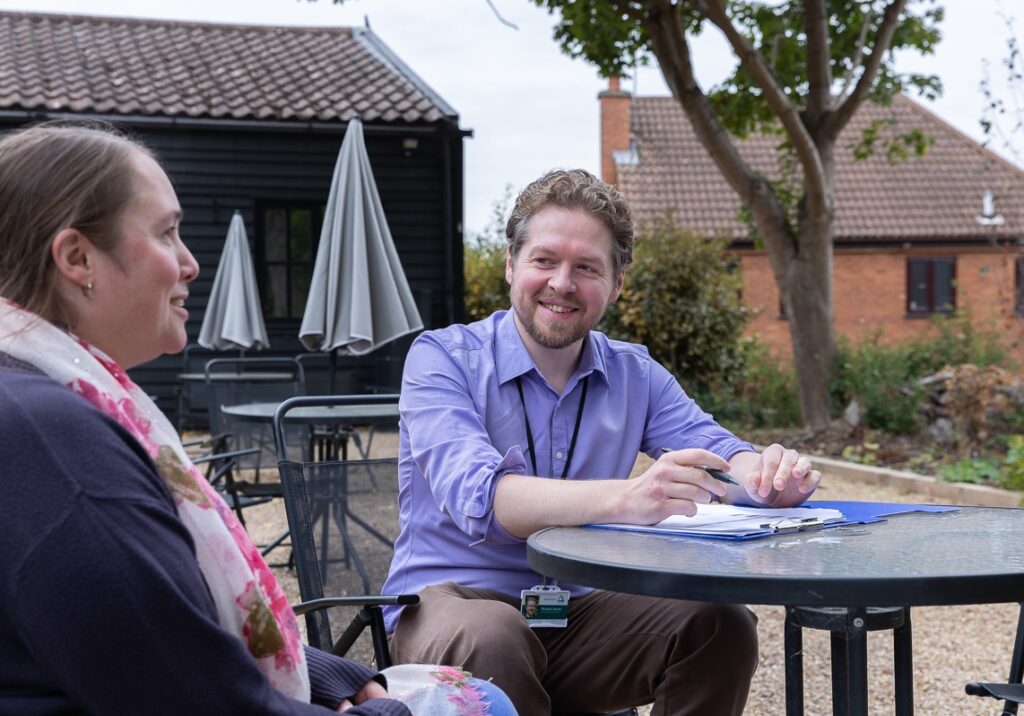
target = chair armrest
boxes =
[192,446,261,466]
[293,594,419,667]
[965,681,1024,702]
[292,594,419,617]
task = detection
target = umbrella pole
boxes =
[329,348,337,394]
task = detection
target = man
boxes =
[381,169,820,715]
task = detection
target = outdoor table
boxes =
[526,506,1024,716]
[175,372,295,432]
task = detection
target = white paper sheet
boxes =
[594,503,845,537]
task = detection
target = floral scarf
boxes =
[0,299,310,701]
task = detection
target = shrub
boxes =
[832,311,1015,435]
[700,337,802,429]
[463,189,512,322]
[833,338,924,434]
[600,213,748,397]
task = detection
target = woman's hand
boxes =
[337,679,391,712]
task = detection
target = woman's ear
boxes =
[50,228,95,289]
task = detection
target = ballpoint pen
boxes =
[661,448,740,485]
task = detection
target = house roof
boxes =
[617,94,1024,243]
[0,11,457,125]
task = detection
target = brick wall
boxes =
[598,77,631,186]
[740,248,1024,361]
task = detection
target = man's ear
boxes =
[50,228,96,288]
[505,249,514,285]
[609,270,625,303]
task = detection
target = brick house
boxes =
[0,11,471,417]
[599,79,1024,360]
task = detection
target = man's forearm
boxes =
[492,473,627,539]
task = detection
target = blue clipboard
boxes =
[587,501,958,541]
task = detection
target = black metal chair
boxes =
[175,343,242,432]
[204,356,306,474]
[966,603,1024,715]
[274,394,404,664]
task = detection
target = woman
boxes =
[0,123,512,716]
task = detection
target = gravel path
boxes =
[241,441,1020,715]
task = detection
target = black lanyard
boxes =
[514,375,589,479]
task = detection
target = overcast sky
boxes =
[0,0,1019,235]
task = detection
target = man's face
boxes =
[506,205,622,353]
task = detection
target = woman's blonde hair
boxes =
[0,121,155,328]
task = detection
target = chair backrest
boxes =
[175,344,242,431]
[204,357,306,469]
[273,394,400,652]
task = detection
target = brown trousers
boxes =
[388,582,759,715]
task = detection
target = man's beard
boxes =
[514,297,601,350]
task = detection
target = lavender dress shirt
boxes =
[381,310,754,631]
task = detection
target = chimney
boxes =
[598,76,632,187]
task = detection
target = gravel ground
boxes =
[240,437,1020,715]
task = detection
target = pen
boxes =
[660,448,740,485]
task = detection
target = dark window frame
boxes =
[906,256,957,317]
[255,202,326,322]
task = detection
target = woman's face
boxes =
[78,151,199,368]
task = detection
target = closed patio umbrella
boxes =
[198,211,270,351]
[299,117,423,390]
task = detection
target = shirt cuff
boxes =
[467,446,528,546]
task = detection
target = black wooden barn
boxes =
[0,11,469,422]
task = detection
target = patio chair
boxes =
[175,343,242,433]
[273,394,404,664]
[965,602,1024,715]
[204,356,306,475]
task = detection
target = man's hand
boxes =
[623,448,732,524]
[731,443,820,507]
[337,679,390,712]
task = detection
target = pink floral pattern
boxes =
[0,300,310,701]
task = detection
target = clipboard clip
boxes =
[761,517,826,533]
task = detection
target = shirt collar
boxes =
[494,309,609,388]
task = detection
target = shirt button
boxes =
[555,451,564,459]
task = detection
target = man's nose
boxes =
[548,265,576,293]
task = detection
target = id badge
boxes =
[520,584,570,628]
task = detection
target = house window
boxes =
[906,257,956,315]
[257,204,325,319]
[1016,257,1024,315]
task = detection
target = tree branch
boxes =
[837,8,872,103]
[696,0,828,216]
[484,0,518,29]
[804,0,833,119]
[829,0,908,135]
[639,0,795,258]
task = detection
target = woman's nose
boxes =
[179,240,200,283]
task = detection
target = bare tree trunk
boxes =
[779,139,838,430]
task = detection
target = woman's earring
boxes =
[82,281,93,298]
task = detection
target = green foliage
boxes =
[939,437,1024,490]
[1002,436,1024,491]
[831,311,1014,434]
[531,0,944,139]
[463,188,512,322]
[700,337,802,429]
[834,338,925,434]
[599,212,749,399]
[940,456,1002,485]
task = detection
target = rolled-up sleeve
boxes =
[400,334,527,543]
